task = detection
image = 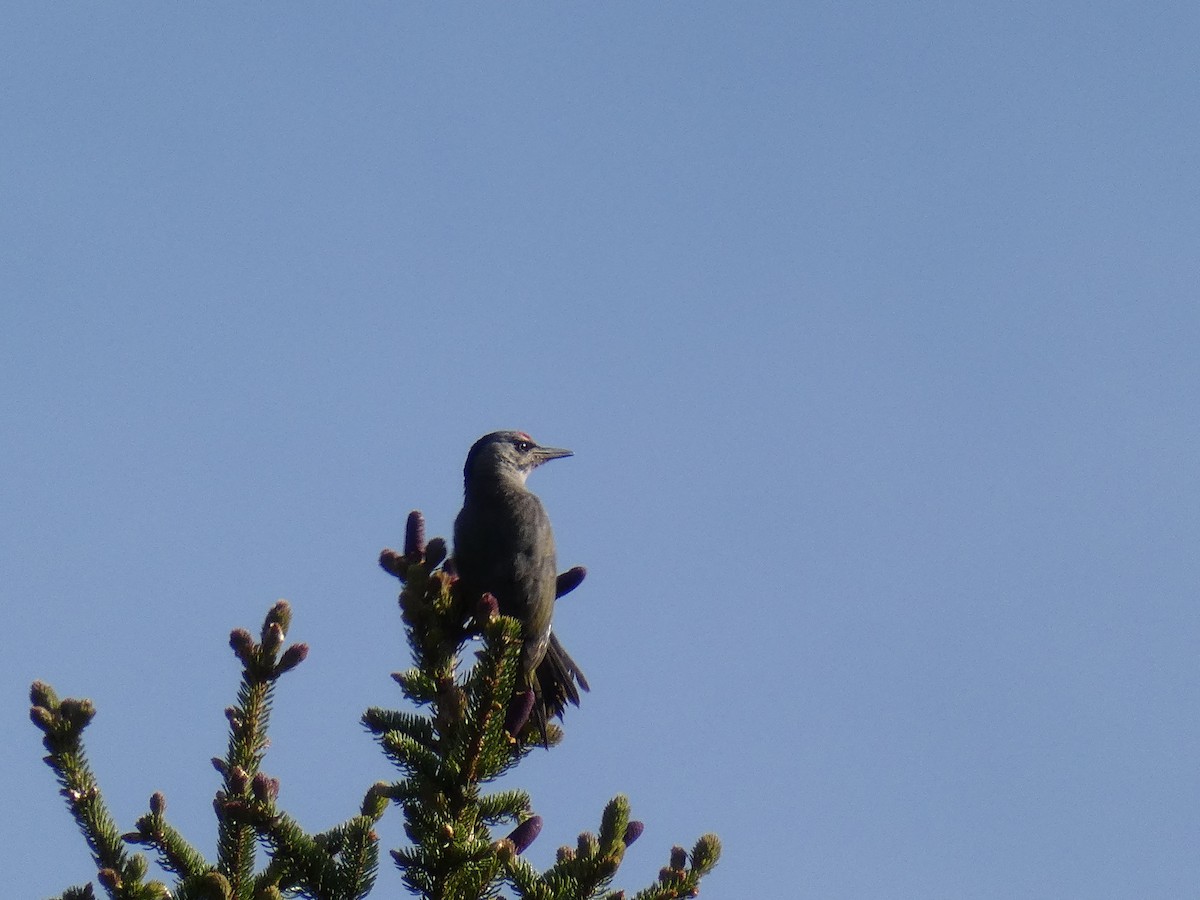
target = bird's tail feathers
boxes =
[540,631,589,711]
[529,632,589,746]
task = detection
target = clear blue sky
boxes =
[4,4,1199,898]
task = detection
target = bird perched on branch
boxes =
[453,430,589,742]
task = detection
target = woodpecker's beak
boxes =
[533,445,573,464]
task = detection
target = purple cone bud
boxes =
[217,797,252,820]
[379,548,407,578]
[150,792,166,815]
[477,592,500,621]
[623,821,645,847]
[275,643,309,674]
[251,772,280,802]
[229,766,250,794]
[266,599,292,629]
[59,698,96,730]
[505,690,536,737]
[404,510,426,557]
[29,705,54,732]
[229,629,255,663]
[211,757,228,775]
[506,815,543,854]
[424,537,447,570]
[262,622,285,655]
[30,680,58,708]
[669,846,688,870]
[556,566,587,598]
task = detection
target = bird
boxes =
[453,430,589,742]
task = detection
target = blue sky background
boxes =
[4,4,1199,898]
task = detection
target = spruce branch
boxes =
[215,601,300,894]
[211,604,380,900]
[123,792,209,881]
[32,602,378,900]
[376,510,721,900]
[628,835,722,900]
[29,681,148,900]
[31,501,720,899]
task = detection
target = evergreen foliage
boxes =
[30,510,720,899]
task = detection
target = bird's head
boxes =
[464,431,573,492]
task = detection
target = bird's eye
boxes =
[515,441,532,452]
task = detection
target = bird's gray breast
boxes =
[454,489,558,631]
